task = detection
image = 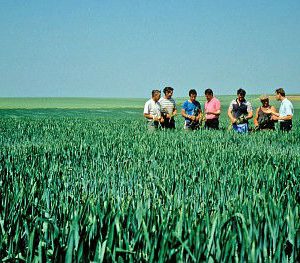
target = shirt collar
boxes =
[207,97,215,103]
[236,98,246,104]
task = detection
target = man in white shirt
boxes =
[159,87,177,129]
[268,88,294,131]
[144,90,164,130]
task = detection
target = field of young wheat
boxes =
[0,98,299,262]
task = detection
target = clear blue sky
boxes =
[1,0,299,98]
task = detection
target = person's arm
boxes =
[227,106,236,124]
[143,102,151,119]
[253,108,259,127]
[181,108,189,118]
[271,104,293,121]
[206,109,220,116]
[144,113,161,121]
[271,114,292,121]
[181,108,194,120]
[246,111,253,120]
[281,115,292,121]
[265,106,279,117]
[246,102,253,120]
[196,109,203,121]
[172,108,177,117]
[171,101,177,118]
[181,102,191,119]
[270,106,277,113]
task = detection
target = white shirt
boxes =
[279,98,294,122]
[144,99,161,121]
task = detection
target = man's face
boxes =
[190,93,197,102]
[153,92,161,102]
[237,93,245,101]
[261,99,269,107]
[275,93,280,101]
[165,90,173,99]
[205,94,213,101]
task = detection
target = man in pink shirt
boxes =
[204,89,221,129]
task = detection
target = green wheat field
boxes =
[0,96,299,262]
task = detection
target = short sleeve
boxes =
[285,102,293,116]
[157,102,162,111]
[215,99,221,110]
[173,99,177,109]
[143,101,150,114]
[182,101,188,110]
[247,102,253,112]
[197,101,201,110]
[228,100,235,110]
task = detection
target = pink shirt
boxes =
[205,97,221,120]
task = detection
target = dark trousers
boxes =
[204,119,219,130]
[161,118,175,129]
[280,120,292,132]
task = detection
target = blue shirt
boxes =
[182,100,201,121]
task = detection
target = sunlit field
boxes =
[0,96,299,262]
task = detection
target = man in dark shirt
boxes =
[227,89,253,133]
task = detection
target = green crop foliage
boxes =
[0,108,299,262]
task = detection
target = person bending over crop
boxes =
[204,89,221,129]
[266,88,294,132]
[144,90,164,130]
[159,87,177,129]
[181,89,202,130]
[253,95,276,130]
[228,89,253,133]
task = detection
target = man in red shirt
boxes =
[204,89,221,129]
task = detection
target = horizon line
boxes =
[1,93,300,99]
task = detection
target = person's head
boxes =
[205,89,214,101]
[237,88,246,101]
[163,87,174,99]
[275,88,285,101]
[189,89,197,102]
[152,89,161,102]
[260,95,270,107]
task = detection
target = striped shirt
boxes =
[159,97,177,115]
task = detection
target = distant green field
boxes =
[0,96,299,124]
[0,97,145,109]
[1,95,300,110]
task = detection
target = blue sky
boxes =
[0,0,299,98]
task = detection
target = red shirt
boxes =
[205,97,221,120]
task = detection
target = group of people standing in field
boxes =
[143,87,294,133]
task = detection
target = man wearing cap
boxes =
[267,88,294,131]
[228,88,253,133]
[159,87,177,129]
[144,90,164,130]
[204,89,221,129]
[254,95,277,130]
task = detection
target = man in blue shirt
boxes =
[181,89,202,130]
[268,88,294,131]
